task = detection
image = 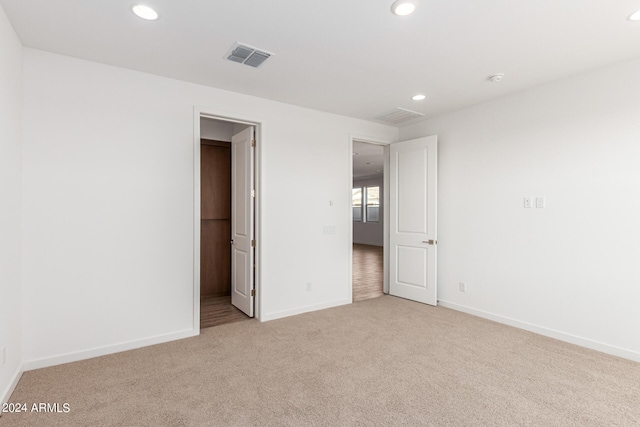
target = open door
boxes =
[389,135,438,305]
[231,127,255,316]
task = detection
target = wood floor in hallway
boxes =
[352,244,384,302]
[200,296,251,329]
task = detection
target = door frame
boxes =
[349,135,393,299]
[193,107,263,331]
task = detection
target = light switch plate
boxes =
[524,197,533,208]
[322,225,335,234]
[536,197,545,208]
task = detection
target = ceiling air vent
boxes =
[226,42,273,68]
[374,107,425,126]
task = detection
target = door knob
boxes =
[422,240,437,245]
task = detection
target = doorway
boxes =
[352,140,386,302]
[351,134,438,306]
[196,114,258,329]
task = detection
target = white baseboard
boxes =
[22,328,198,371]
[1,366,23,404]
[261,298,351,322]
[438,300,640,362]
[352,241,383,247]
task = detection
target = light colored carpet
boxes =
[4,295,640,426]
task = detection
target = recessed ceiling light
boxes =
[131,4,158,20]
[411,94,426,101]
[628,9,640,21]
[391,0,418,16]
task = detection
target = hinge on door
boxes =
[251,139,256,148]
[251,289,255,297]
[251,239,256,247]
[251,189,255,198]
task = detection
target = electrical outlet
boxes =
[524,197,533,208]
[306,282,312,292]
[459,282,466,293]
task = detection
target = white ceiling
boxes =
[3,0,640,125]
[353,141,384,179]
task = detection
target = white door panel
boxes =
[397,149,428,234]
[397,245,427,287]
[389,136,437,306]
[231,127,254,317]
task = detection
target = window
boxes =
[353,185,380,222]
[352,188,362,222]
[365,186,380,222]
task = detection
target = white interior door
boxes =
[389,135,437,305]
[231,127,255,316]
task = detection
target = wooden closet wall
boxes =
[200,139,231,298]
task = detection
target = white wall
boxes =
[400,58,640,360]
[0,4,23,402]
[352,176,383,246]
[21,48,398,367]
